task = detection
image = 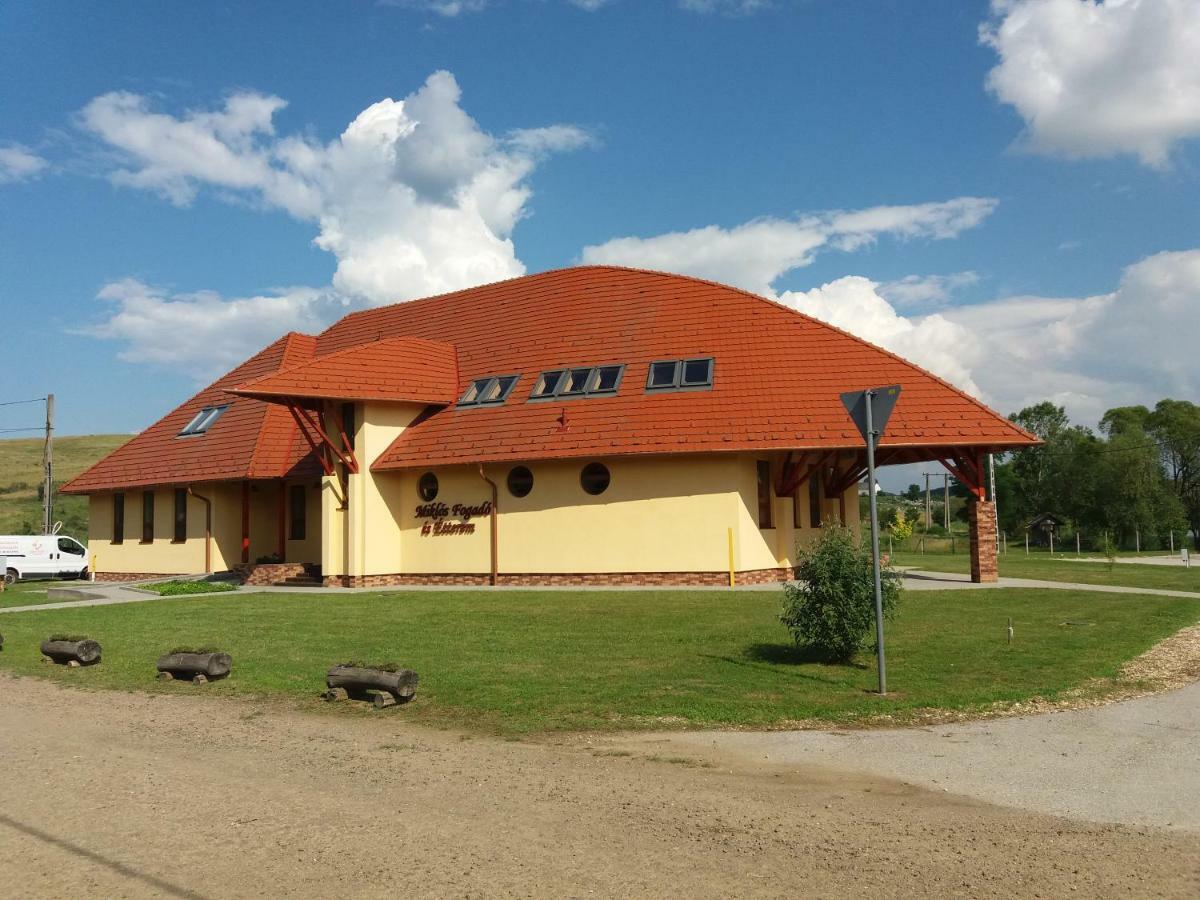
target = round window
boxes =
[580,462,611,496]
[507,465,534,498]
[418,472,439,501]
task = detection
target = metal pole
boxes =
[924,473,931,532]
[42,393,54,534]
[1076,532,1080,556]
[865,390,887,695]
[988,453,998,554]
[943,473,950,530]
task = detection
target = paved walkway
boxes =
[610,680,1200,830]
[3,568,1197,614]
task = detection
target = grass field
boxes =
[0,434,130,534]
[0,579,74,609]
[893,551,1200,593]
[1,587,1195,734]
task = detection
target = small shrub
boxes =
[781,525,901,662]
[150,580,237,596]
[889,507,914,542]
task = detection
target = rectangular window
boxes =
[340,402,356,451]
[112,492,125,544]
[756,460,774,529]
[178,405,228,436]
[647,360,679,389]
[646,357,714,392]
[289,484,306,541]
[809,476,822,528]
[529,365,626,401]
[459,374,521,407]
[142,491,155,543]
[591,365,623,394]
[173,489,187,542]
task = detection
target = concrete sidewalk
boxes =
[901,569,1200,599]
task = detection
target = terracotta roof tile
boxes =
[61,333,321,493]
[230,336,458,405]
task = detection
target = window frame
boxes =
[808,475,823,528]
[528,365,626,402]
[289,484,307,541]
[580,462,611,496]
[418,472,439,502]
[178,404,229,437]
[112,492,125,545]
[141,491,155,543]
[172,488,187,543]
[506,465,534,498]
[645,357,715,393]
[756,460,774,529]
[457,374,521,408]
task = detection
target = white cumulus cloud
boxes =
[878,271,981,310]
[982,0,1200,167]
[584,199,996,391]
[582,197,997,296]
[80,71,590,373]
[86,279,345,379]
[0,144,49,183]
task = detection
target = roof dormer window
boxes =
[529,364,625,401]
[458,374,520,407]
[645,357,715,393]
[178,405,228,437]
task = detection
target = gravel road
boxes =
[1,674,1197,898]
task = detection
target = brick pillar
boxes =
[969,499,999,583]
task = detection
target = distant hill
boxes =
[0,434,130,535]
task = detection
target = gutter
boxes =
[477,464,498,586]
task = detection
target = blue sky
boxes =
[2,0,1198,470]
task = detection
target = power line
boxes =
[0,397,47,408]
[0,427,43,434]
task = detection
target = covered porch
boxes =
[774,443,1000,583]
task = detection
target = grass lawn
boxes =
[893,551,1200,593]
[1,587,1196,735]
[0,579,79,609]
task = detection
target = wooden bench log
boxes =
[40,639,101,666]
[156,652,232,681]
[325,666,419,702]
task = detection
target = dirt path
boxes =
[1,675,1197,898]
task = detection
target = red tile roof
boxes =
[229,336,459,405]
[61,333,322,493]
[66,266,1036,494]
[345,267,1035,470]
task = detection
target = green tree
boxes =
[1146,399,1200,546]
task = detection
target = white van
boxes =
[0,534,89,584]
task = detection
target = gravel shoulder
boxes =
[2,674,1198,898]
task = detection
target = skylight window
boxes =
[529,365,625,401]
[458,374,520,407]
[645,357,715,393]
[178,405,228,437]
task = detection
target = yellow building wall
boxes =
[87,479,321,575]
[321,401,425,579]
[377,452,860,576]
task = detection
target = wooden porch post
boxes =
[241,481,251,564]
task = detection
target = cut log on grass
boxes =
[325,666,419,703]
[373,691,397,710]
[322,687,349,703]
[0,632,4,651]
[156,652,232,681]
[40,639,101,666]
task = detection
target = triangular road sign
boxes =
[840,385,902,442]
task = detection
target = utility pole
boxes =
[943,473,950,530]
[988,453,999,554]
[42,393,54,535]
[924,473,932,531]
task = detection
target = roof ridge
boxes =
[247,331,317,477]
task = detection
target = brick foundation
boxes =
[969,499,999,583]
[92,572,176,583]
[233,563,315,586]
[323,567,796,588]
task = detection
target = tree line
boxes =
[989,399,1199,550]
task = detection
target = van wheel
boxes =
[79,568,89,581]
[4,569,16,585]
